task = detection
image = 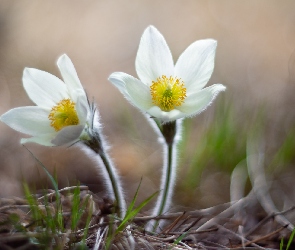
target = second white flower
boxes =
[0,54,91,146]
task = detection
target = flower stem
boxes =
[157,121,176,216]
[153,142,175,229]
[84,129,126,218]
[98,149,126,218]
[146,120,182,231]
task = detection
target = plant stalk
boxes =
[146,120,181,231]
[98,148,126,218]
[84,128,126,218]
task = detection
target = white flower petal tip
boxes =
[0,106,54,136]
[57,54,70,65]
[56,54,85,99]
[108,72,129,92]
[136,25,174,85]
[178,84,226,117]
[175,39,218,92]
[109,26,225,122]
[108,72,153,111]
[215,84,226,92]
[1,56,92,147]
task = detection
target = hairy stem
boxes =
[84,129,126,218]
[98,149,126,218]
[146,120,181,231]
[153,143,175,230]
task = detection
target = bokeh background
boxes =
[1,0,295,212]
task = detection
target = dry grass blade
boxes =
[0,183,292,249]
[245,205,295,237]
[194,191,254,232]
[216,224,265,249]
[134,201,233,222]
[160,212,187,234]
[37,185,89,202]
[235,226,287,248]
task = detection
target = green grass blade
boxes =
[115,178,144,232]
[125,177,143,217]
[116,190,158,233]
[173,231,188,245]
[286,227,295,250]
[105,217,115,250]
[71,185,81,231]
[23,183,42,223]
[23,146,59,198]
[73,195,90,232]
[280,237,284,250]
[23,146,66,232]
[81,196,93,245]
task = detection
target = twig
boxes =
[134,201,233,222]
[216,224,264,249]
[165,228,218,235]
[37,185,89,201]
[245,205,295,237]
[200,239,228,249]
[234,226,287,248]
[129,229,190,249]
[0,204,31,212]
[160,212,186,234]
[195,191,255,232]
[0,232,61,242]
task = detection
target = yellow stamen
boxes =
[150,75,186,112]
[48,99,79,131]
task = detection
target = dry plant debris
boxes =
[0,186,294,249]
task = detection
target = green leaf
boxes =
[23,146,59,199]
[280,237,284,250]
[116,179,158,233]
[173,231,188,245]
[286,227,295,250]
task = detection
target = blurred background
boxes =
[0,0,295,212]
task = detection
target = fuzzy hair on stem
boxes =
[145,118,183,232]
[79,102,126,218]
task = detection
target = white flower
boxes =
[108,26,226,122]
[0,54,91,146]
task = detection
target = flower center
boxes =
[48,99,79,131]
[150,75,187,112]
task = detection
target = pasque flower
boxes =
[109,26,226,122]
[0,54,91,146]
[0,54,126,217]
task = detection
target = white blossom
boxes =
[109,26,225,122]
[1,54,91,146]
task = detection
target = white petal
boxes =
[51,125,84,146]
[0,106,55,136]
[135,26,174,85]
[147,106,186,122]
[108,72,133,99]
[175,39,217,92]
[177,84,226,116]
[109,72,153,110]
[21,134,55,146]
[57,54,87,104]
[75,92,89,125]
[23,68,69,109]
[124,77,153,111]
